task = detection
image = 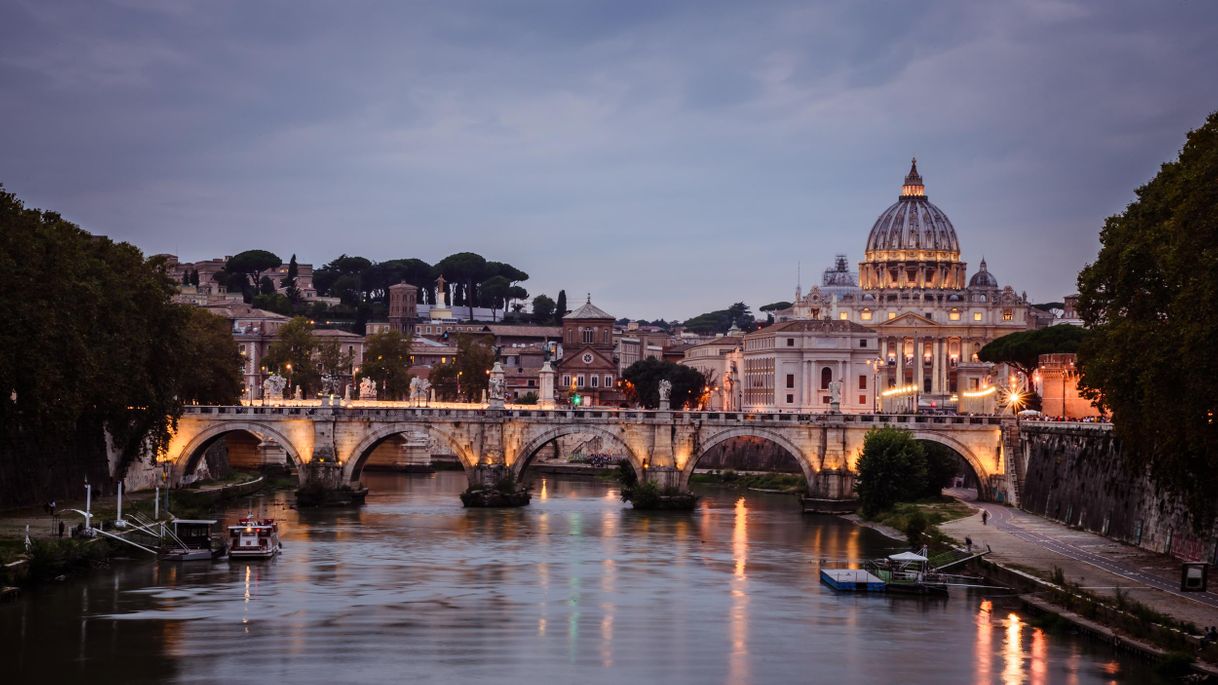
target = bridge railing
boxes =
[181,404,1009,427]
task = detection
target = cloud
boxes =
[0,0,1216,318]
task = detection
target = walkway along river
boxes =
[0,472,1162,684]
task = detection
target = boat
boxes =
[820,568,886,592]
[227,515,282,559]
[866,549,950,597]
[160,519,228,562]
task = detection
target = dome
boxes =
[858,159,967,291]
[864,160,960,255]
[968,259,999,288]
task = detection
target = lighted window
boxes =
[888,312,897,320]
[861,308,872,321]
[838,311,848,320]
[1002,309,1013,321]
[973,312,982,321]
[949,308,960,321]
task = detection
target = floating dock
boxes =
[820,568,886,592]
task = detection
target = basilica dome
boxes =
[858,160,967,291]
[968,259,999,289]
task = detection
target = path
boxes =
[940,489,1218,629]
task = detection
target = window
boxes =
[949,308,960,321]
[973,312,982,321]
[591,375,599,388]
[861,308,873,321]
[858,395,867,405]
[820,367,832,390]
[925,312,933,320]
[577,375,585,388]
[1002,309,1013,321]
[860,339,868,348]
[787,338,795,347]
[604,375,613,387]
[888,311,897,320]
[562,375,570,387]
[527,380,536,387]
[582,328,594,344]
[838,311,848,320]
[786,394,794,404]
[970,378,979,390]
[786,374,795,389]
[858,375,867,390]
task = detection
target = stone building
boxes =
[557,296,620,406]
[740,320,879,413]
[1034,353,1100,419]
[775,160,1033,409]
[679,335,744,410]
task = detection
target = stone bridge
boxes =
[165,404,1018,504]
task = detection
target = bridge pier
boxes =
[801,469,859,514]
[460,464,531,507]
[296,460,368,507]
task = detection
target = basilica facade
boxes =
[758,160,1033,411]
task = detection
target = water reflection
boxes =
[0,473,1161,685]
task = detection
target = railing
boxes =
[182,404,1009,427]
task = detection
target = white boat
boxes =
[227,515,282,559]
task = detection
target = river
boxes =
[1,472,1159,684]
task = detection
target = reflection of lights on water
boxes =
[728,497,749,685]
[537,617,546,637]
[1002,613,1023,685]
[975,600,993,683]
[733,498,748,579]
[539,479,548,500]
[1030,627,1047,685]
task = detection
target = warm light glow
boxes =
[881,384,918,397]
[961,386,997,398]
[1003,613,1023,685]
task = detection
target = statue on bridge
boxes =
[409,377,431,404]
[658,379,672,410]
[488,361,506,409]
[828,379,842,412]
[262,374,287,402]
[359,376,377,401]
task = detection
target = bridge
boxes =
[165,404,1019,505]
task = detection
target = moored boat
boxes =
[160,519,228,562]
[228,515,282,559]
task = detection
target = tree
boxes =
[555,290,568,324]
[531,294,556,324]
[978,325,1088,382]
[316,341,354,394]
[453,334,494,401]
[479,275,510,321]
[921,442,960,499]
[224,250,281,302]
[258,275,275,295]
[0,185,244,505]
[854,427,928,517]
[1076,111,1218,525]
[262,317,319,396]
[361,330,413,400]
[314,255,372,299]
[176,308,244,404]
[621,358,706,409]
[759,301,792,312]
[436,252,488,322]
[189,269,199,286]
[682,302,756,334]
[282,254,301,304]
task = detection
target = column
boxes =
[931,338,942,395]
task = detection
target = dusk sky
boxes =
[2,0,1216,320]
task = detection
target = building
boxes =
[679,334,744,410]
[740,320,879,413]
[775,160,1033,408]
[1034,353,1100,419]
[557,296,620,406]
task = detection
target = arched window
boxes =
[820,367,833,390]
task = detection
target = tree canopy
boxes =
[622,358,706,409]
[854,427,928,517]
[682,302,756,334]
[1076,111,1218,525]
[0,186,241,505]
[978,325,1088,380]
[361,330,413,400]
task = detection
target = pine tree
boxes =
[283,254,301,304]
[555,290,567,324]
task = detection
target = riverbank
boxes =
[0,472,295,588]
[940,495,1218,677]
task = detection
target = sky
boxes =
[2,1,1216,321]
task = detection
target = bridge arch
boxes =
[906,429,995,500]
[681,426,814,489]
[510,424,645,482]
[173,422,306,485]
[344,422,477,483]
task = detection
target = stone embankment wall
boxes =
[1019,424,1216,563]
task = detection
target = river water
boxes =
[1,472,1158,684]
